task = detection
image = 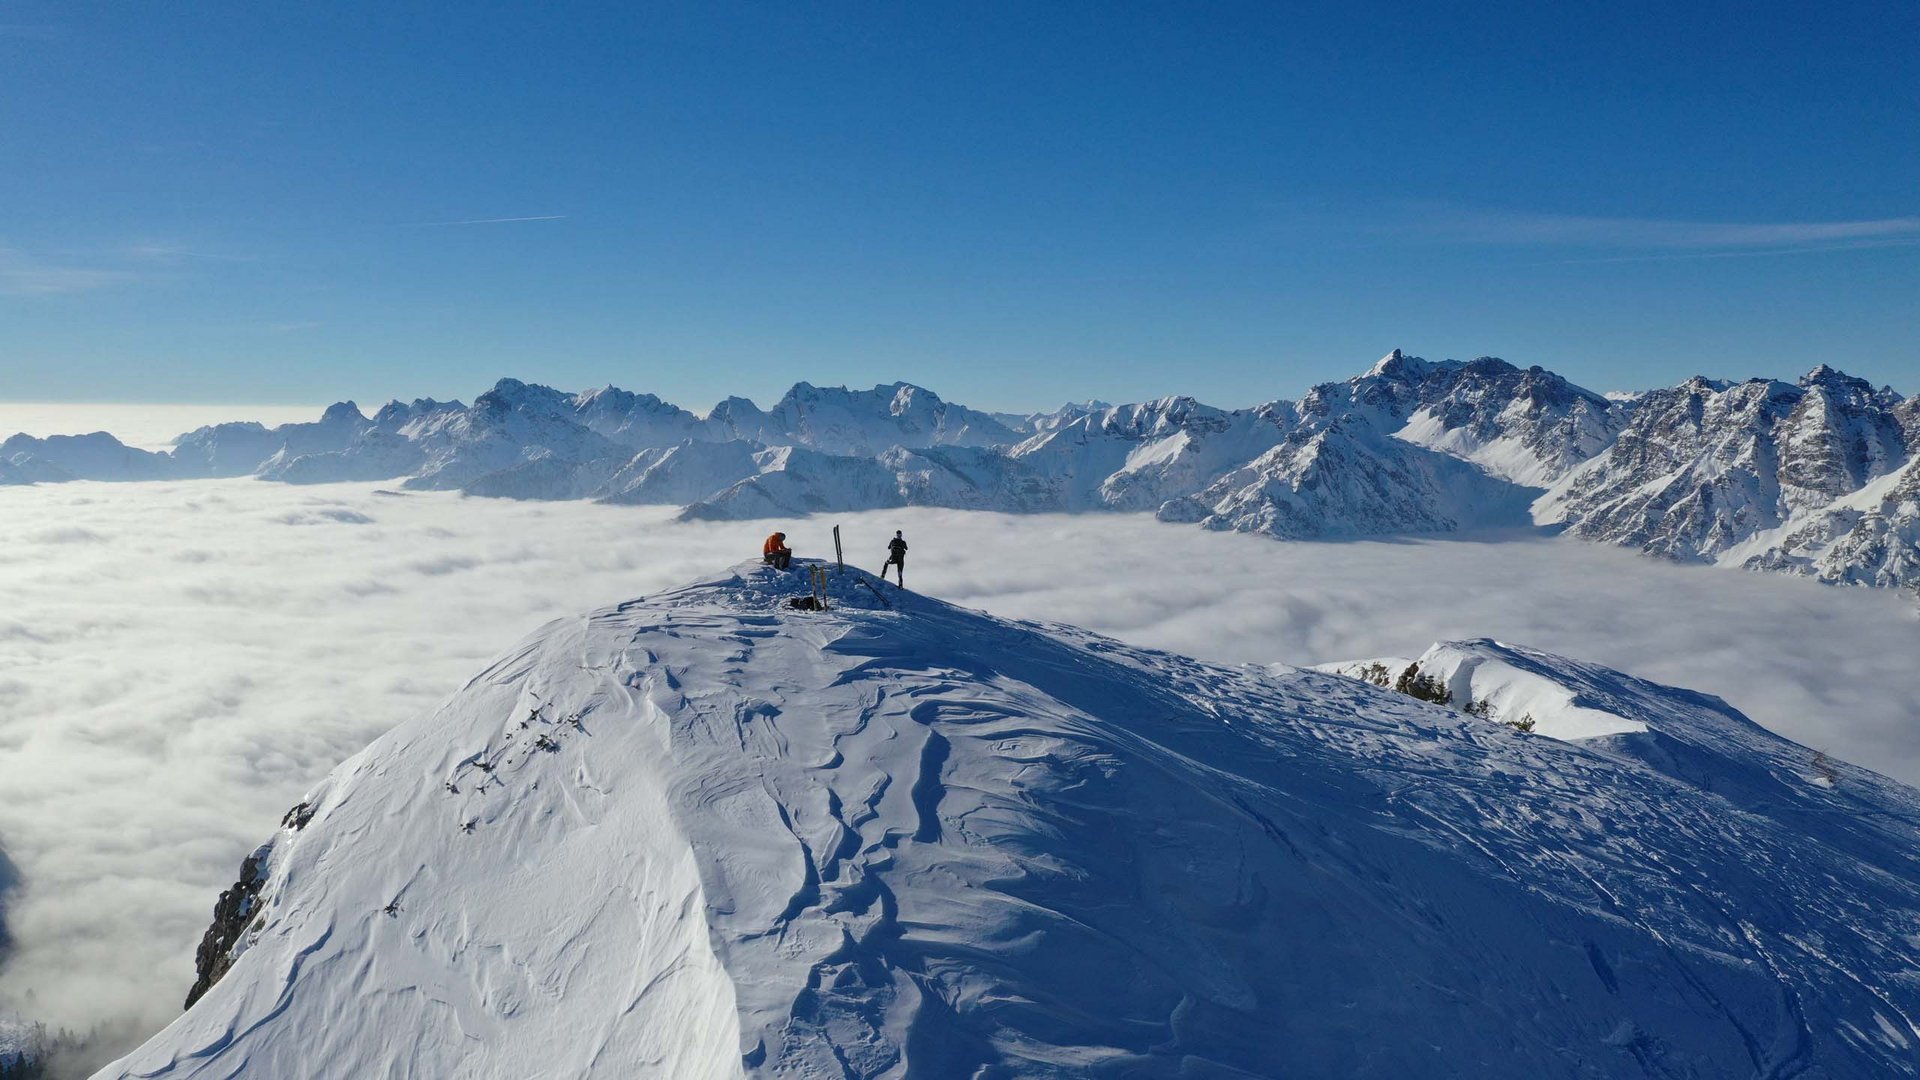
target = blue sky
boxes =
[2,0,1915,412]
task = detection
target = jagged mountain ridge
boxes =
[97,562,1920,1077]
[6,353,1916,590]
[1536,365,1920,588]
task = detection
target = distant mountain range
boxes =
[5,352,1916,592]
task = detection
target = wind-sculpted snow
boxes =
[100,563,1920,1078]
[7,353,1916,590]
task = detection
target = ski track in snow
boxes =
[0,479,1916,1067]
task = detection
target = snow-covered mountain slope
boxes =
[679,445,906,520]
[571,385,707,447]
[1356,351,1627,487]
[1174,422,1535,537]
[101,563,1920,1078]
[1538,366,1918,589]
[1007,396,1295,513]
[1740,455,1920,589]
[706,381,1024,456]
[598,440,765,507]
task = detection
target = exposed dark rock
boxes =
[280,801,316,831]
[1393,662,1452,705]
[184,846,271,1009]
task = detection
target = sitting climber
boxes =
[762,531,793,570]
[884,530,907,586]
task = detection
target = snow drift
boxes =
[99,562,1920,1078]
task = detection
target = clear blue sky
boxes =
[2,1,1915,412]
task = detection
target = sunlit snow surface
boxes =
[0,480,1917,1060]
[97,562,1920,1077]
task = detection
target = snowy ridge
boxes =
[7,353,1916,591]
[100,563,1920,1078]
[1318,642,1648,740]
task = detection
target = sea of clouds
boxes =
[1,478,1917,1061]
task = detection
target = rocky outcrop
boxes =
[183,844,273,1009]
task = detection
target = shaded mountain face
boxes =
[100,563,1920,1078]
[4,356,1914,593]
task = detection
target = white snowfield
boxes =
[98,562,1920,1078]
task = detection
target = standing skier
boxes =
[884,530,908,587]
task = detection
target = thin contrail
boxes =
[400,214,569,227]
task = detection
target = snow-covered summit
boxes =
[100,563,1920,1078]
[1332,352,1628,487]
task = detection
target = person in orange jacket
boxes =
[762,531,792,570]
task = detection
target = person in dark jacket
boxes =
[884,530,907,586]
[763,531,792,570]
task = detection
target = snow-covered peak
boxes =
[754,380,1024,455]
[1021,399,1111,435]
[1363,347,1430,379]
[101,566,1920,1077]
[567,386,703,448]
[1798,363,1882,396]
[318,401,366,425]
[367,398,465,438]
[472,378,576,418]
[1307,353,1626,488]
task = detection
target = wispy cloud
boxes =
[0,247,133,296]
[1542,236,1920,265]
[399,214,569,228]
[0,240,252,297]
[1390,204,1920,260]
[228,319,323,335]
[123,243,253,264]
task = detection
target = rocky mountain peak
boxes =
[318,402,365,425]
